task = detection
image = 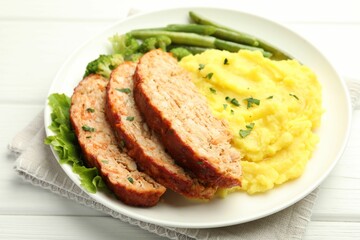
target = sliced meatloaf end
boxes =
[106,62,217,200]
[70,74,165,207]
[133,49,242,188]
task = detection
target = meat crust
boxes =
[133,50,242,188]
[70,74,165,207]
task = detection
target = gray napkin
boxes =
[9,77,359,240]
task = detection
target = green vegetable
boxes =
[126,116,135,121]
[83,54,124,79]
[168,45,210,55]
[116,88,131,94]
[245,97,260,108]
[168,21,259,47]
[165,24,217,35]
[130,29,214,47]
[127,177,134,184]
[226,96,240,106]
[230,98,240,106]
[44,93,106,193]
[223,58,229,65]
[289,93,299,100]
[138,37,157,53]
[129,29,272,58]
[209,87,216,93]
[205,72,213,79]
[239,123,255,138]
[189,11,291,60]
[138,35,171,53]
[198,63,205,70]
[155,35,172,51]
[119,139,126,151]
[109,33,140,59]
[82,125,95,132]
[86,107,95,113]
[169,47,192,60]
[73,164,105,193]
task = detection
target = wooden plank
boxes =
[304,221,360,240]
[0,21,112,104]
[0,215,359,240]
[0,215,166,240]
[0,0,359,23]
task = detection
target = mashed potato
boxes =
[180,49,323,194]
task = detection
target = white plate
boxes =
[44,7,352,228]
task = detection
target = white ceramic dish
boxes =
[44,7,352,228]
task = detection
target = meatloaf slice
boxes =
[106,62,217,199]
[70,74,165,207]
[133,49,242,188]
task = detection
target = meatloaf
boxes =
[70,74,165,207]
[133,49,242,188]
[106,62,217,199]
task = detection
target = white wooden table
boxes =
[1,0,359,239]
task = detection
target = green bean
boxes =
[212,28,259,47]
[130,29,214,48]
[165,24,217,35]
[165,23,259,46]
[189,11,291,60]
[129,29,272,57]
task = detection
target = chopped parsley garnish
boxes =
[198,63,205,70]
[225,96,240,107]
[126,116,135,121]
[127,177,134,184]
[86,107,95,113]
[230,109,234,115]
[209,87,216,94]
[230,98,240,106]
[205,72,213,79]
[197,161,204,165]
[239,123,255,138]
[86,136,92,139]
[289,93,299,100]
[116,88,131,94]
[267,96,273,99]
[119,139,126,150]
[82,125,95,132]
[245,97,260,108]
[101,160,109,164]
[223,58,229,65]
[226,96,240,106]
[223,104,228,110]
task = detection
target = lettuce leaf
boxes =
[44,93,106,193]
